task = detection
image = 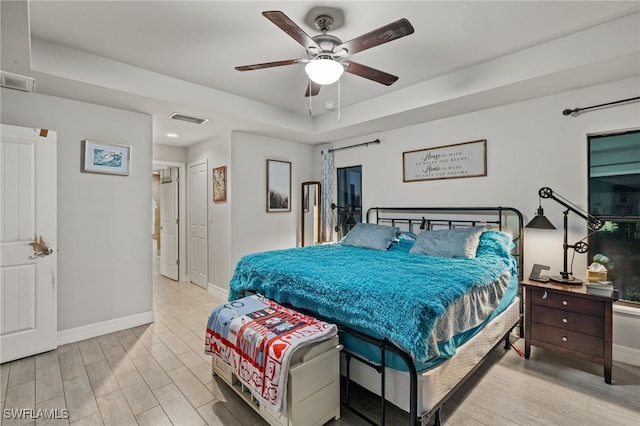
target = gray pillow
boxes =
[341,222,399,251]
[409,226,485,258]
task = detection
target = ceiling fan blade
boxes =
[235,59,300,71]
[304,81,321,97]
[343,61,399,86]
[337,18,414,55]
[262,11,320,51]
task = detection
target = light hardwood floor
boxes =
[1,271,639,426]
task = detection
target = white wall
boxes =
[320,76,640,363]
[184,131,315,294]
[230,131,315,279]
[1,88,153,335]
[154,143,187,163]
[325,77,639,278]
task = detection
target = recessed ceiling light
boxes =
[166,133,179,138]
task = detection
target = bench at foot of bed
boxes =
[212,335,342,426]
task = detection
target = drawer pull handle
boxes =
[542,291,548,300]
[562,318,568,323]
[562,300,568,306]
[562,336,568,342]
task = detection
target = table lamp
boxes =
[525,187,604,284]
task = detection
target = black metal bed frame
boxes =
[334,206,525,426]
[252,206,524,426]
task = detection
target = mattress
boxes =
[229,230,518,366]
[343,296,521,416]
[340,270,518,372]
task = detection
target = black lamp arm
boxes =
[539,187,604,231]
[331,203,354,212]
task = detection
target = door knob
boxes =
[29,236,53,258]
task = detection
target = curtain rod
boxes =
[562,96,640,116]
[328,139,380,153]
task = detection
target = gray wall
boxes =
[1,88,153,332]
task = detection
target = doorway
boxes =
[152,161,186,281]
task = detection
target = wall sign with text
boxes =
[403,139,487,182]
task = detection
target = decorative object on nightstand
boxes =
[586,253,610,283]
[521,279,618,384]
[525,187,604,284]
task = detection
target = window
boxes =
[336,166,362,238]
[588,129,640,304]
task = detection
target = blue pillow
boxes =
[409,226,485,258]
[475,230,515,258]
[341,222,399,251]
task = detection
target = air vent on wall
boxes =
[169,112,209,125]
[1,70,35,92]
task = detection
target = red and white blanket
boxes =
[205,294,337,414]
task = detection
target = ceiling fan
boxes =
[235,9,415,97]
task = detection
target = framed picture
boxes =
[82,140,131,176]
[213,166,227,202]
[402,139,487,182]
[266,159,291,213]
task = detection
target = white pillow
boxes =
[341,222,399,251]
[409,226,484,258]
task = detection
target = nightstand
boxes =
[521,279,618,384]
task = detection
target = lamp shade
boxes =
[525,207,556,229]
[305,58,344,85]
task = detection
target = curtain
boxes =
[320,149,335,242]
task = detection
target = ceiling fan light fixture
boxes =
[305,57,344,85]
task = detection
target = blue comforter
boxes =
[229,230,517,365]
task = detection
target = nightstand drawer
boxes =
[522,279,616,384]
[532,324,603,358]
[530,288,603,317]
[531,305,604,337]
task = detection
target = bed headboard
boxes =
[366,206,524,280]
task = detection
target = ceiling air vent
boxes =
[169,112,208,125]
[1,71,36,92]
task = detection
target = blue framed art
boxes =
[82,139,131,176]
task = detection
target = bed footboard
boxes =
[337,324,420,426]
[337,299,521,426]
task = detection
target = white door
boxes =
[0,124,57,363]
[189,160,207,288]
[160,167,179,280]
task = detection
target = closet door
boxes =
[189,160,208,288]
[1,124,57,362]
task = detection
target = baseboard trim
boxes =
[57,311,155,346]
[614,344,640,367]
[208,283,228,300]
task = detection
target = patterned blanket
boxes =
[205,294,337,414]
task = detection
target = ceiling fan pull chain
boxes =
[338,78,341,123]
[309,78,313,116]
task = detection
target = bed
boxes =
[228,206,524,426]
